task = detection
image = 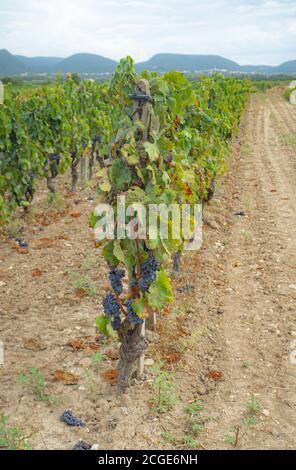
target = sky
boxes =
[0,0,295,65]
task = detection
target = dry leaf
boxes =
[70,212,81,218]
[106,349,119,361]
[54,370,79,385]
[101,369,118,385]
[32,268,44,278]
[75,288,87,299]
[165,352,181,365]
[208,370,223,381]
[24,338,47,351]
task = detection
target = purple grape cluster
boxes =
[103,293,121,317]
[102,293,122,331]
[60,410,85,427]
[72,441,92,450]
[139,256,160,292]
[109,268,125,295]
[126,299,144,325]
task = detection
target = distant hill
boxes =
[0,49,28,75]
[54,53,117,74]
[274,60,296,74]
[16,55,63,73]
[1,49,296,75]
[136,53,241,72]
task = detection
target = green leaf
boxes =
[144,142,159,162]
[133,297,145,316]
[96,315,110,336]
[147,270,173,312]
[109,158,132,190]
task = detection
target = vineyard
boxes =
[0,59,296,450]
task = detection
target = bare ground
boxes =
[0,87,295,450]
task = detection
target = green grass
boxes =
[284,133,296,152]
[0,414,30,450]
[17,367,57,404]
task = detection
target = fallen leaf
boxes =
[165,352,181,365]
[101,369,118,385]
[34,237,58,250]
[32,268,44,278]
[53,370,79,385]
[105,349,119,361]
[75,288,87,299]
[24,338,47,351]
[208,370,223,381]
[70,212,81,218]
[67,337,100,353]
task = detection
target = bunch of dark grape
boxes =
[103,293,121,317]
[102,293,121,330]
[72,441,92,450]
[139,256,160,292]
[60,410,85,427]
[109,268,125,295]
[126,299,143,325]
[111,315,121,331]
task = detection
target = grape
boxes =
[111,315,121,331]
[72,441,92,450]
[126,299,143,325]
[109,268,125,295]
[102,293,121,317]
[139,256,160,293]
[60,409,85,427]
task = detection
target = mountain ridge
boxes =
[1,49,296,75]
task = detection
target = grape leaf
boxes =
[147,270,173,312]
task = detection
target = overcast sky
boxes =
[0,0,295,65]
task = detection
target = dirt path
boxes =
[202,88,296,449]
[0,87,295,450]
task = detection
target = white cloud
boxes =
[0,0,295,64]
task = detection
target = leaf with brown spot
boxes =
[208,370,223,381]
[101,369,118,385]
[53,370,79,385]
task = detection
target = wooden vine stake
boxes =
[131,79,151,379]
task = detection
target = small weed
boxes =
[17,367,56,404]
[184,400,206,438]
[150,363,178,414]
[0,414,31,450]
[245,396,262,414]
[284,133,296,152]
[242,230,253,242]
[68,271,98,296]
[242,360,253,368]
[182,436,199,449]
[91,352,106,363]
[47,191,64,209]
[161,432,177,445]
[83,368,97,394]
